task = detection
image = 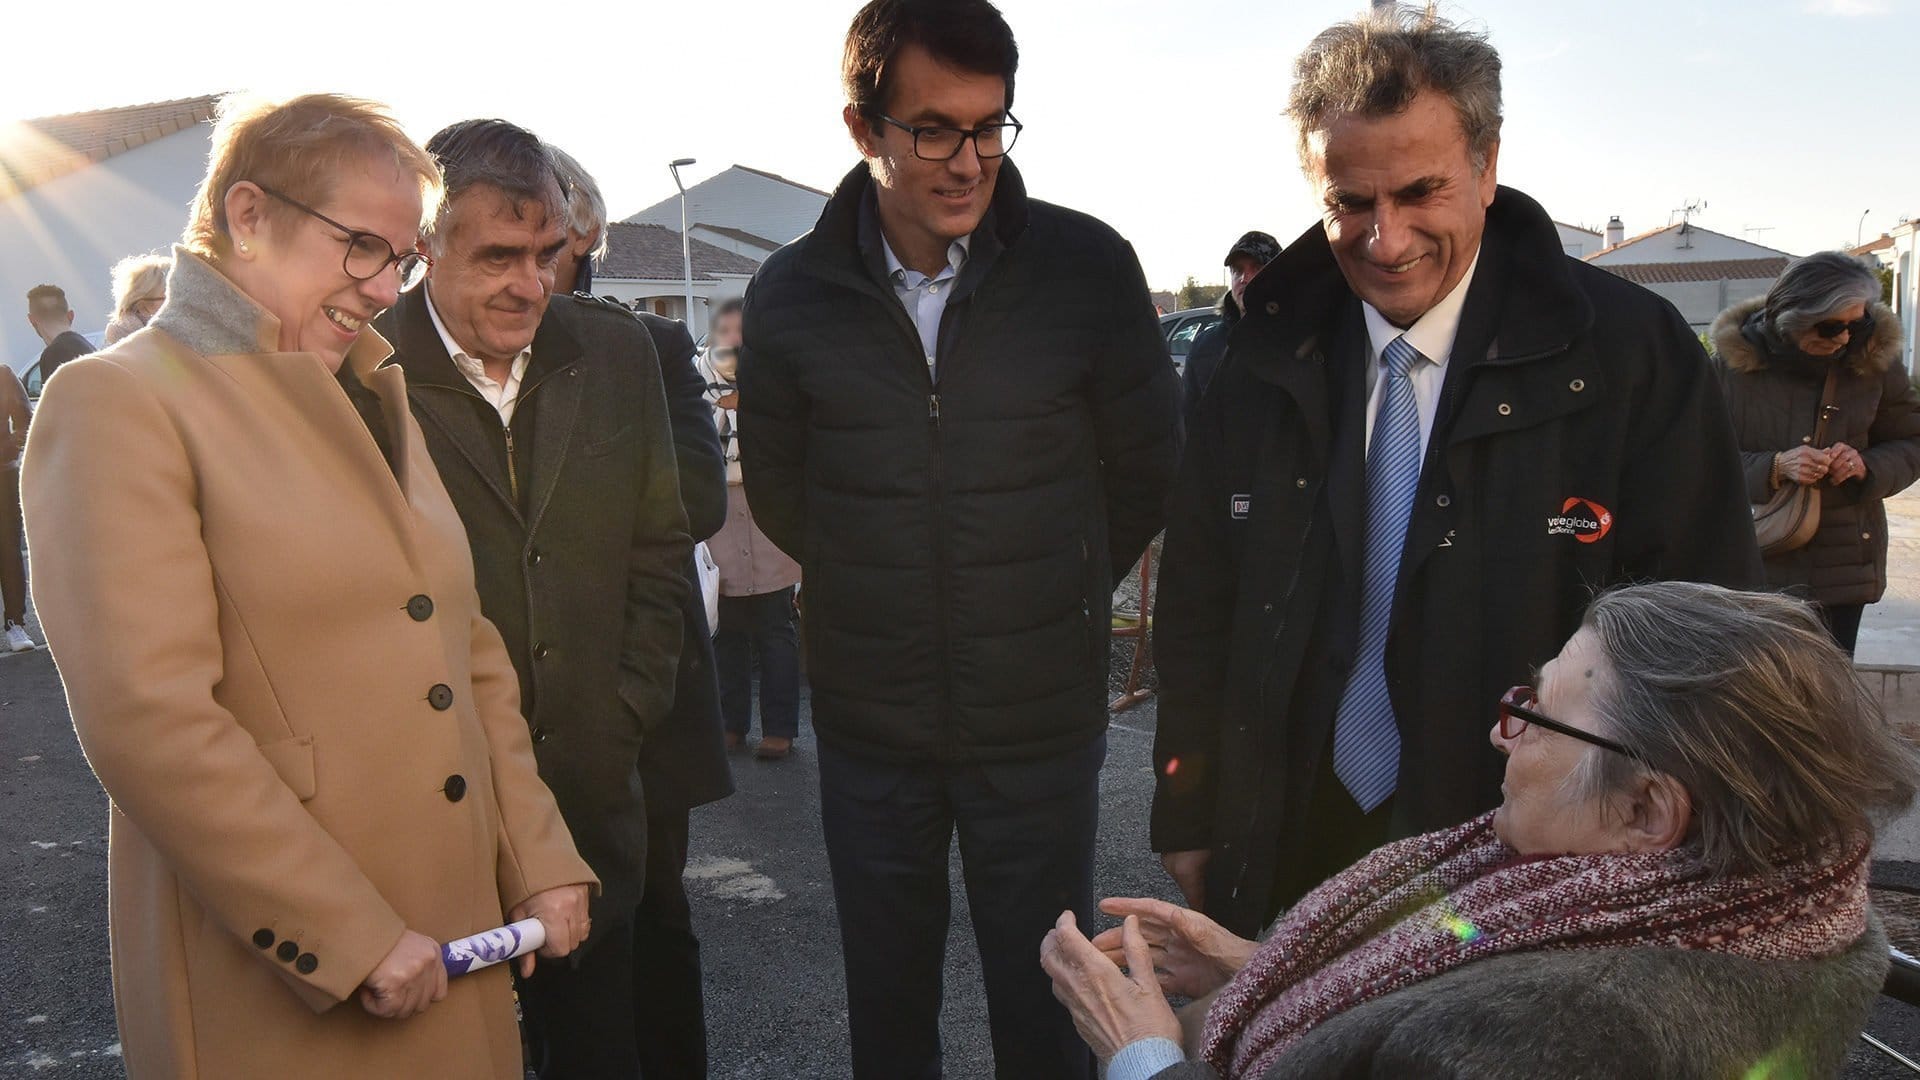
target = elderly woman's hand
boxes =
[1091,897,1257,1000]
[1041,911,1182,1062]
[1776,445,1834,486]
[1826,441,1868,485]
[358,929,449,1020]
[510,883,593,977]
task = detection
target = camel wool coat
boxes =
[20,250,596,1079]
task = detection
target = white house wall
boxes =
[625,168,826,250]
[1,124,212,372]
[1588,228,1789,265]
[1641,277,1778,334]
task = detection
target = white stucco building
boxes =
[1,95,218,376]
[1874,220,1918,374]
[1584,221,1793,333]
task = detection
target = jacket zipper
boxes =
[503,425,520,502]
[928,385,956,756]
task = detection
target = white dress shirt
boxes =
[1359,249,1481,460]
[425,289,532,425]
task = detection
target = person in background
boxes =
[1,359,29,652]
[703,296,803,760]
[21,92,593,1079]
[1050,582,1911,1079]
[104,253,173,345]
[1152,6,1761,940]
[737,1,1181,1074]
[27,284,93,381]
[1181,231,1279,430]
[549,140,734,1079]
[1712,250,1920,656]
[375,119,690,1079]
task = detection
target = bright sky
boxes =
[3,0,1913,291]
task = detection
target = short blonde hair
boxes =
[183,93,442,260]
[103,252,171,345]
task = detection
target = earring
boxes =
[238,240,250,253]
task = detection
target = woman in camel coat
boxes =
[20,94,595,1079]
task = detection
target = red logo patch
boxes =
[1547,498,1613,544]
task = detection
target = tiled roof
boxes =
[1,94,221,200]
[1596,258,1789,285]
[733,164,831,198]
[1587,222,1792,262]
[1554,220,1603,237]
[598,222,764,281]
[1852,235,1895,256]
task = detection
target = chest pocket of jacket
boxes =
[256,735,316,802]
[582,425,635,458]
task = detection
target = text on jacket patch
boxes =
[1546,497,1613,544]
[1230,494,1252,520]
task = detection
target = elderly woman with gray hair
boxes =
[1713,250,1920,654]
[1044,581,1915,1079]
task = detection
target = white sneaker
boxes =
[3,621,35,652]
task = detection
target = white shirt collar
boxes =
[1360,248,1482,368]
[424,286,531,420]
[882,232,970,286]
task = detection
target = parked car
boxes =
[1159,306,1222,374]
[20,361,43,402]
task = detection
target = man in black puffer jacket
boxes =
[737,3,1180,1076]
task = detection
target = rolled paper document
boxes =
[441,918,547,977]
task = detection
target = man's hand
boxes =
[1040,911,1182,1063]
[1160,849,1210,909]
[1090,896,1256,1000]
[358,930,448,1020]
[509,883,592,977]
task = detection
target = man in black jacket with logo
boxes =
[1151,9,1762,940]
[737,2,1180,1076]
[375,121,690,1078]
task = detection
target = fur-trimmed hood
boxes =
[1711,295,1902,377]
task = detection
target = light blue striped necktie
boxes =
[1332,333,1424,812]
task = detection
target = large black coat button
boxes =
[533,642,551,661]
[276,941,299,963]
[444,774,467,802]
[295,953,318,974]
[528,548,544,567]
[428,684,454,711]
[407,595,434,622]
[252,928,275,949]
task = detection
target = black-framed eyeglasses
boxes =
[251,183,431,292]
[1499,686,1642,761]
[876,112,1022,162]
[1812,312,1873,340]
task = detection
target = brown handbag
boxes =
[1752,364,1840,556]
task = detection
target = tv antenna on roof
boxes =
[1670,200,1707,248]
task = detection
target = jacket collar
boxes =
[798,158,1033,287]
[150,245,393,376]
[382,286,582,392]
[1236,186,1592,379]
[1710,295,1903,378]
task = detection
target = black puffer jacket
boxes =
[738,161,1181,763]
[1713,298,1920,605]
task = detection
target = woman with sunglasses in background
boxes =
[21,93,594,1079]
[1043,581,1915,1079]
[1712,250,1920,654]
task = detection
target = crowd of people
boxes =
[6,0,1920,1078]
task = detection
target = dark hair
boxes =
[27,284,70,317]
[423,119,565,245]
[713,297,745,321]
[842,0,1018,125]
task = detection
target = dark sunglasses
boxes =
[1812,313,1873,340]
[1498,686,1641,761]
[251,183,432,292]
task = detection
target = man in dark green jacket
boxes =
[737,2,1180,1076]
[1151,9,1762,939]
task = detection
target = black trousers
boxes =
[518,916,639,1078]
[1267,736,1394,924]
[818,738,1104,1080]
[631,805,709,1079]
[715,587,800,739]
[1,466,23,624]
[1817,601,1866,657]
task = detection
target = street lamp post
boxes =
[1859,209,1872,249]
[669,158,697,331]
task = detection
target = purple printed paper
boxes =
[441,918,546,977]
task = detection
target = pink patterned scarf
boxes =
[1199,812,1870,1078]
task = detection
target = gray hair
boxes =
[1764,251,1882,340]
[1288,4,1503,174]
[421,119,565,252]
[544,143,610,266]
[104,252,172,345]
[1572,581,1918,877]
